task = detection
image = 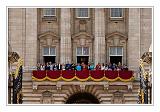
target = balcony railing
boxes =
[32,70,134,82]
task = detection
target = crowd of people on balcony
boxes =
[36,62,128,71]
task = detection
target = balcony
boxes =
[32,70,134,91]
[32,70,134,82]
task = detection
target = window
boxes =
[76,8,89,18]
[43,47,56,56]
[43,8,56,17]
[110,8,123,18]
[110,47,123,56]
[77,47,89,56]
[109,47,123,64]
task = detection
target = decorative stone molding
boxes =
[72,32,93,63]
[80,84,86,91]
[72,32,93,40]
[128,84,133,92]
[56,84,62,90]
[38,31,59,46]
[106,31,128,65]
[103,82,109,90]
[111,91,124,104]
[41,91,53,104]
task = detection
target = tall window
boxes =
[110,47,123,56]
[110,8,123,18]
[43,8,56,17]
[109,46,123,64]
[43,47,56,56]
[76,8,89,18]
[77,47,89,56]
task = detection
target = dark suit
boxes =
[57,64,62,70]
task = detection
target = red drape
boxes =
[76,70,89,79]
[90,70,104,79]
[32,70,46,79]
[105,71,119,79]
[47,70,61,79]
[61,70,75,79]
[119,70,133,79]
[32,70,133,81]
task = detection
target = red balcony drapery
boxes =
[90,70,104,81]
[61,70,75,81]
[32,70,134,82]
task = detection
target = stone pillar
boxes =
[25,8,37,67]
[60,8,72,64]
[94,8,106,65]
[128,8,140,71]
[8,8,25,59]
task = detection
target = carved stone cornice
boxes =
[72,32,93,40]
[38,31,59,46]
[106,31,128,40]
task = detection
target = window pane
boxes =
[77,8,88,17]
[117,47,123,55]
[77,47,82,55]
[111,8,122,17]
[43,47,49,55]
[50,47,56,55]
[83,47,89,55]
[110,47,116,55]
[43,8,55,16]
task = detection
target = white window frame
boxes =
[110,8,123,18]
[43,47,56,56]
[109,46,123,56]
[43,8,56,17]
[76,8,90,18]
[76,47,90,56]
[109,46,123,64]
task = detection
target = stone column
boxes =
[8,8,25,59]
[60,8,72,64]
[128,8,140,71]
[94,8,106,65]
[25,8,37,67]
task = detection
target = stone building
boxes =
[8,8,152,104]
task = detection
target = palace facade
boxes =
[8,8,152,104]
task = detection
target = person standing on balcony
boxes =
[53,63,58,70]
[96,63,101,70]
[117,62,122,71]
[76,63,82,71]
[88,62,95,70]
[62,63,66,70]
[45,62,50,70]
[101,63,105,70]
[108,62,112,71]
[112,63,117,71]
[37,63,41,70]
[65,61,71,70]
[57,63,62,70]
[40,64,45,71]
[49,62,53,70]
[71,63,76,70]
[81,62,88,70]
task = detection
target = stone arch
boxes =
[65,92,100,104]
